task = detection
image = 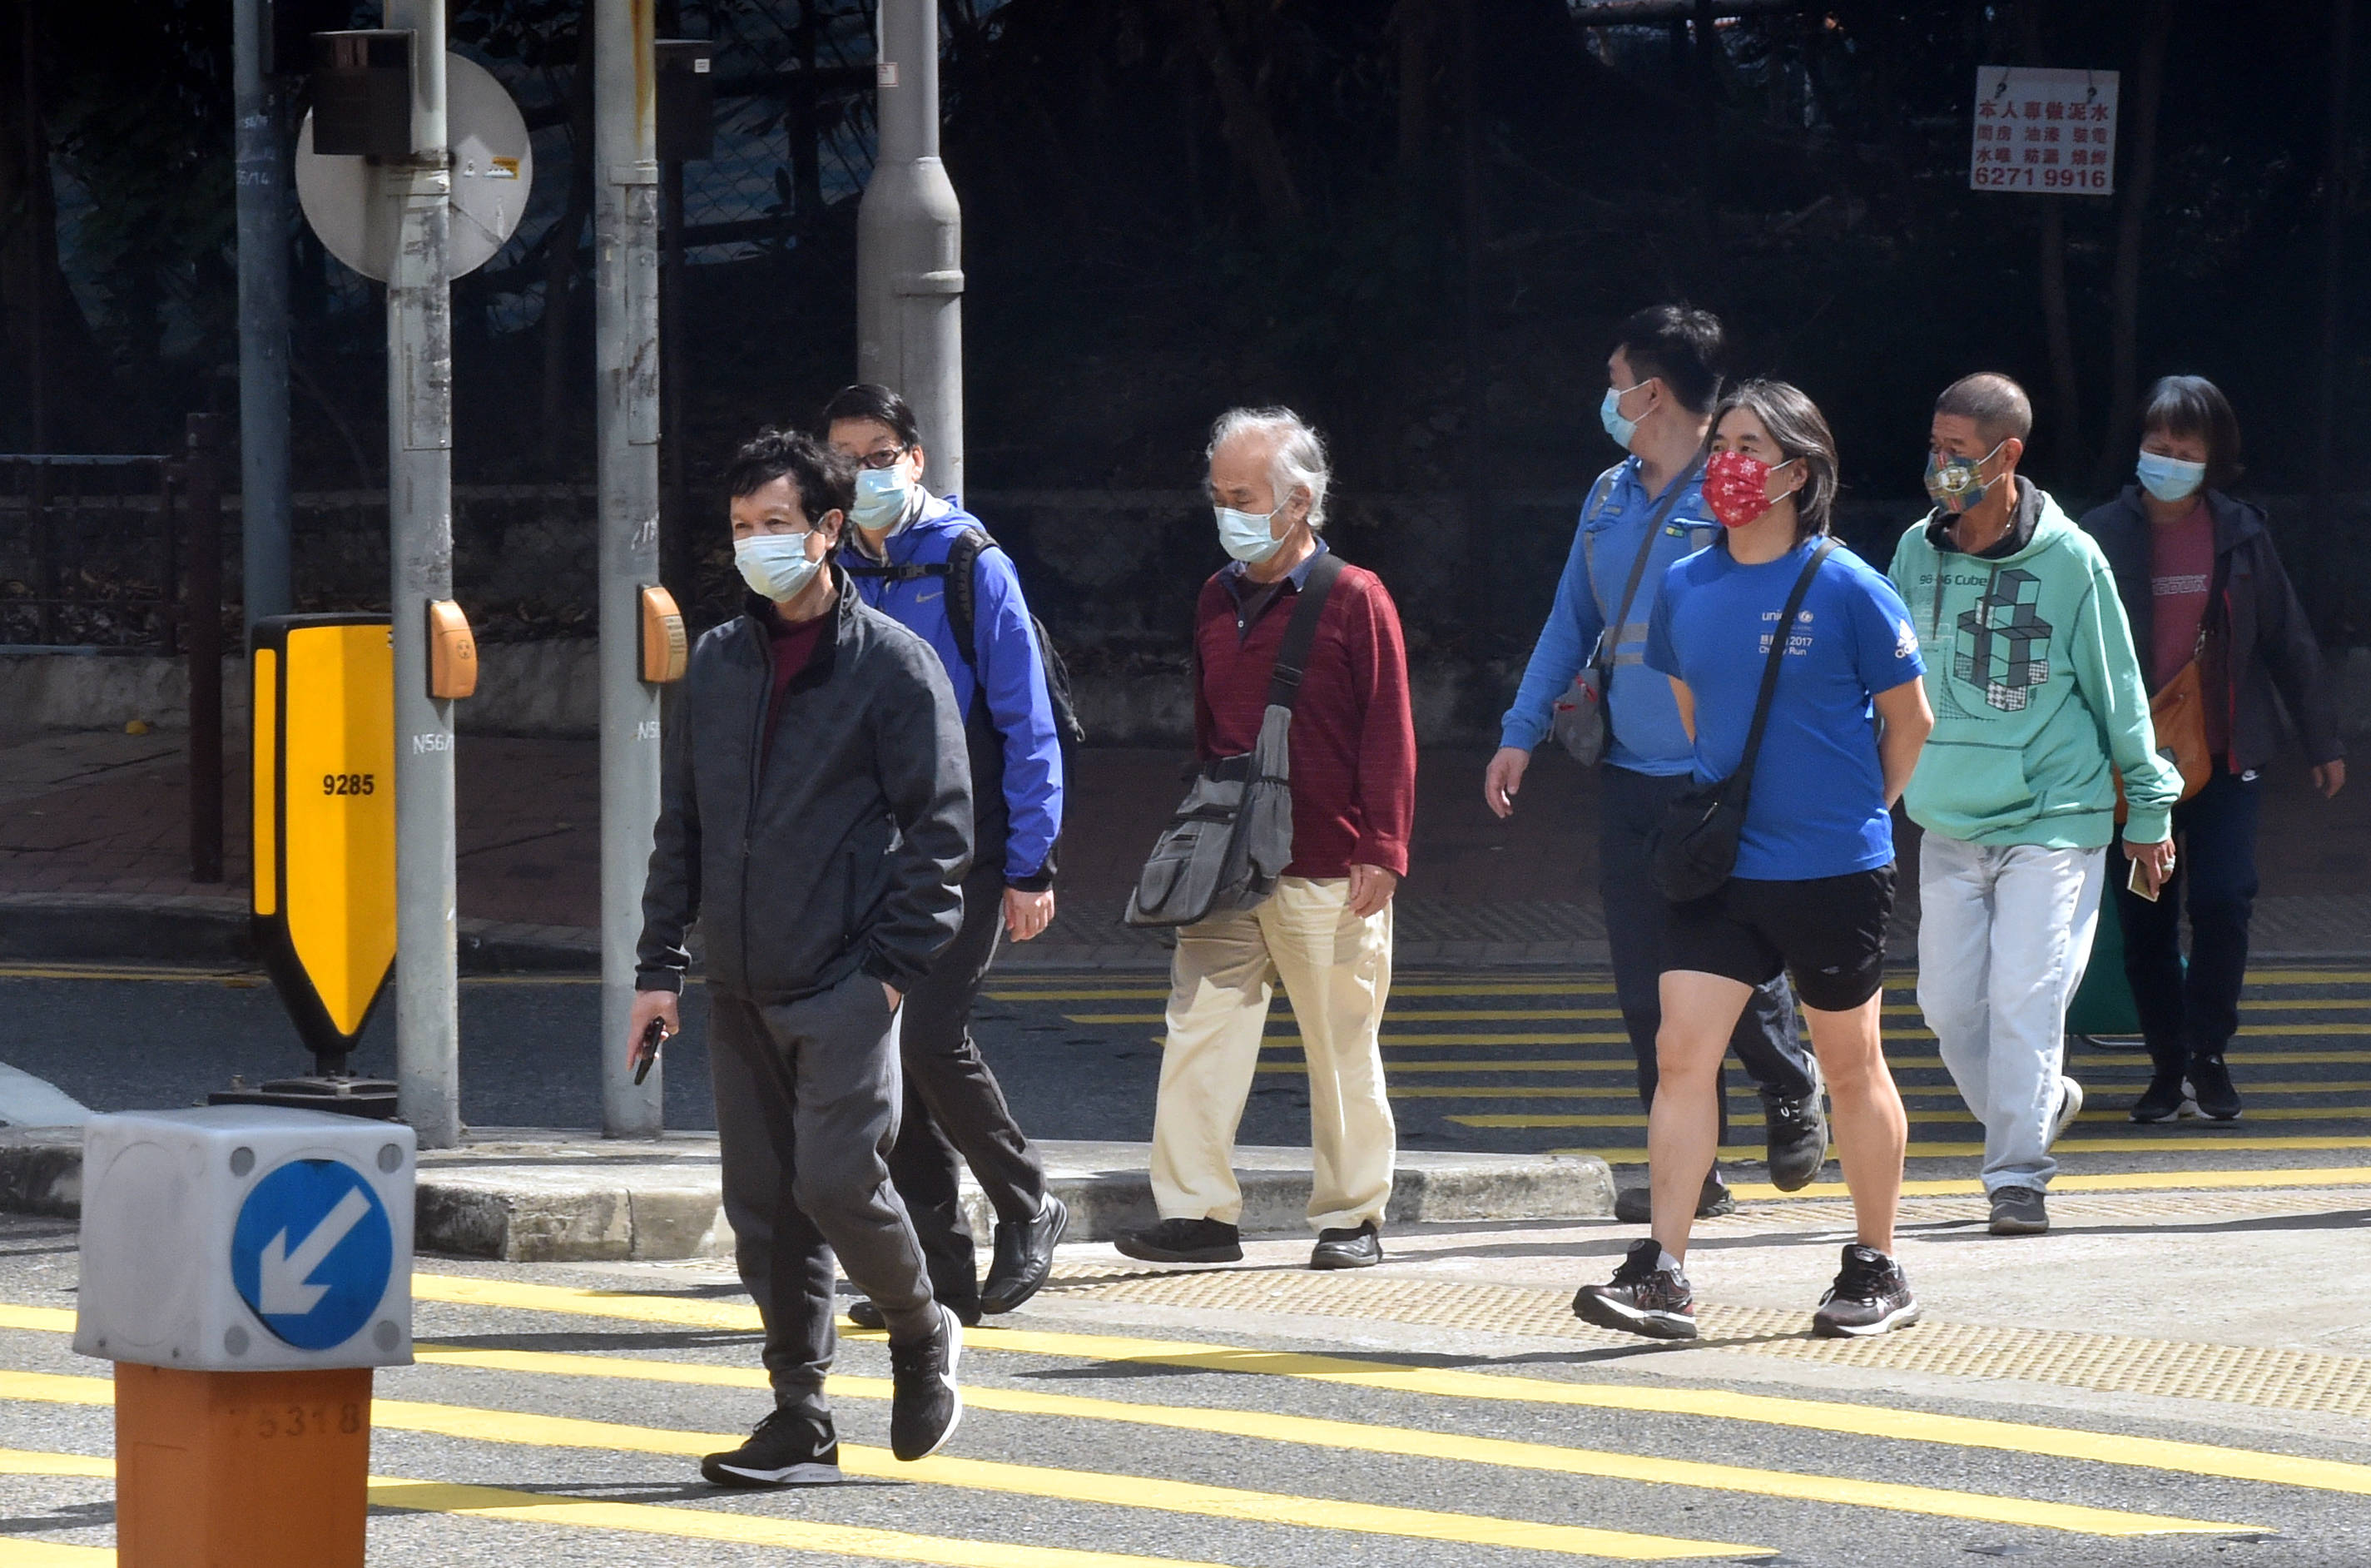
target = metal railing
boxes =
[0,420,230,881]
[0,450,180,652]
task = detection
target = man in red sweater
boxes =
[1119,408,1417,1271]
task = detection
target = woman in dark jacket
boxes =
[2080,376,2346,1124]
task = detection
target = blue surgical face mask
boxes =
[1600,380,1656,453]
[1214,504,1286,564]
[2135,449,2206,504]
[851,467,915,534]
[735,531,825,601]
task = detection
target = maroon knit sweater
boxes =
[1192,557,1416,880]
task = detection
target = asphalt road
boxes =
[6,964,2368,1182]
[7,1208,2371,1566]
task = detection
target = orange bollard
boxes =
[115,1362,373,1568]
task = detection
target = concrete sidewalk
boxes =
[2,728,2367,968]
[0,1126,1614,1262]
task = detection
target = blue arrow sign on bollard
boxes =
[229,1158,395,1351]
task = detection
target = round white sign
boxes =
[295,52,534,283]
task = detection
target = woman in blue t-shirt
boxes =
[1574,380,1935,1343]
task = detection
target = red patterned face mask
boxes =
[1703,449,1797,528]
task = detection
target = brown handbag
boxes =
[2115,656,2213,824]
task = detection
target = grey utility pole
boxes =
[384,0,461,1148]
[232,0,291,628]
[857,0,963,494]
[594,0,665,1136]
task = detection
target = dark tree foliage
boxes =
[7,0,2366,642]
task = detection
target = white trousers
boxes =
[1148,876,1396,1231]
[1917,834,2106,1193]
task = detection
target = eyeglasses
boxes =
[855,445,910,471]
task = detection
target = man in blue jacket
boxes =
[824,384,1069,1327]
[1481,305,1824,1217]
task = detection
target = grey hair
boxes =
[1206,406,1332,532]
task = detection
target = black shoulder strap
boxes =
[840,529,995,673]
[943,528,992,666]
[1596,459,1703,674]
[1265,551,1347,710]
[1734,538,1838,786]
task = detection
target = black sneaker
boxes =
[1310,1221,1382,1270]
[1572,1238,1698,1340]
[2189,1054,2243,1121]
[843,1297,980,1332]
[1763,1084,1828,1192]
[700,1406,842,1487]
[1114,1217,1243,1264]
[2130,1072,2195,1124]
[887,1303,963,1462]
[1811,1243,1920,1337]
[1612,1171,1735,1224]
[981,1194,1070,1313]
[1988,1184,2049,1236]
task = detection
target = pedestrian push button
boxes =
[427,598,478,699]
[642,584,687,683]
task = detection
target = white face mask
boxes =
[735,532,824,601]
[1214,504,1286,564]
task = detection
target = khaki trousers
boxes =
[1148,876,1396,1231]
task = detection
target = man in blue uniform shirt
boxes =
[1482,306,1824,1216]
[825,385,1070,1327]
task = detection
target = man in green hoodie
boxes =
[1887,375,2180,1238]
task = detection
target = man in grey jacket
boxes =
[628,428,973,1487]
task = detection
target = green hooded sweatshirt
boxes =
[1887,482,2180,848]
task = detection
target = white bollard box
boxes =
[75,1106,414,1372]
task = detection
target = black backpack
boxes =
[843,528,1085,747]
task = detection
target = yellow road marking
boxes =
[1360,1049,2365,1069]
[0,1445,1248,1568]
[0,1372,1759,1560]
[1384,1077,2371,1100]
[394,1345,2240,1538]
[368,1474,1269,1567]
[400,1278,2371,1506]
[0,1541,110,1566]
[0,1306,75,1332]
[1072,998,2370,1028]
[1553,1134,2371,1158]
[1454,1107,2371,1129]
[0,1447,109,1477]
[1727,1165,2371,1199]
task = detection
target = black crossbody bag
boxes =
[1650,538,1838,904]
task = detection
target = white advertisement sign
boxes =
[1971,66,2120,196]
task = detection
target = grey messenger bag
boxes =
[1123,552,1346,928]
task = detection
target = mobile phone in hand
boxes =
[2127,856,2160,902]
[632,1017,667,1084]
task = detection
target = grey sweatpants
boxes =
[709,971,940,1412]
[1917,833,2106,1194]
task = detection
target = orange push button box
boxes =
[426,598,477,699]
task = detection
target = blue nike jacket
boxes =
[840,495,1064,886]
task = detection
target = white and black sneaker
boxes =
[1572,1238,1698,1340]
[1811,1243,1920,1337]
[700,1406,842,1487]
[2046,1075,2085,1149]
[888,1303,964,1461]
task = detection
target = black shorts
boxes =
[1665,866,1896,1012]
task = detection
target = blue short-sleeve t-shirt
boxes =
[1645,537,1927,881]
